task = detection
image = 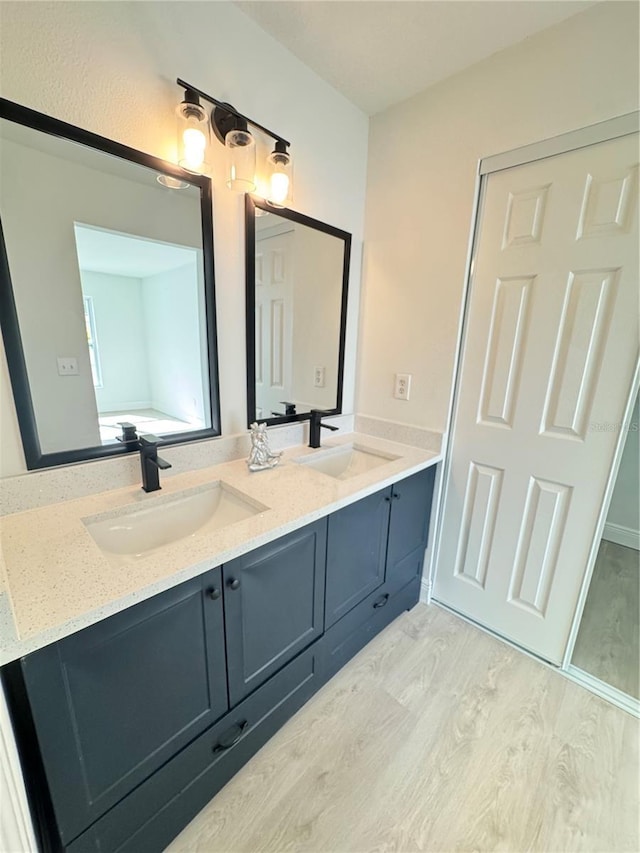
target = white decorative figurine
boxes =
[247,422,282,472]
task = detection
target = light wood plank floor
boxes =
[572,539,639,699]
[168,604,639,853]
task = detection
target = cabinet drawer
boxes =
[322,577,420,681]
[68,640,324,853]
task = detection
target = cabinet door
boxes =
[20,568,227,844]
[224,519,327,706]
[325,488,391,628]
[386,467,436,592]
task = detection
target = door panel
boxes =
[325,487,390,628]
[435,132,639,663]
[255,227,294,418]
[21,569,227,843]
[223,519,327,706]
[386,466,436,585]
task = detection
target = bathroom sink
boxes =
[295,443,399,480]
[84,482,267,562]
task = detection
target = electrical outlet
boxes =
[57,357,79,376]
[313,366,325,388]
[394,373,411,400]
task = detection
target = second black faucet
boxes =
[308,410,339,448]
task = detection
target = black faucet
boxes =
[308,410,339,448]
[271,401,297,417]
[139,434,172,492]
[116,421,139,448]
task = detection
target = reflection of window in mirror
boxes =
[72,223,210,446]
[82,296,102,389]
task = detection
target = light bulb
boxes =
[266,143,292,207]
[270,171,290,205]
[176,93,209,173]
[225,128,256,192]
[182,126,206,171]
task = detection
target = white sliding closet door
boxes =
[434,132,639,664]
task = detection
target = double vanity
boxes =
[0,93,439,853]
[0,434,439,853]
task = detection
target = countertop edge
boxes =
[0,437,441,665]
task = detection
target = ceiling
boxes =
[74,224,197,278]
[236,1,596,115]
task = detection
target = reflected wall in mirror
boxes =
[245,195,350,425]
[572,390,639,700]
[0,99,220,469]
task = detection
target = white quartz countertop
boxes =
[0,433,440,665]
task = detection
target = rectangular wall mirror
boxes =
[0,98,220,469]
[245,195,351,426]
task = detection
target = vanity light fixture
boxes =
[175,78,293,203]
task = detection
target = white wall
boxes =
[81,271,152,412]
[357,2,639,432]
[142,261,206,425]
[0,0,368,476]
[606,393,640,540]
[291,226,345,409]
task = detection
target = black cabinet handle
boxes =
[373,593,390,609]
[384,495,391,503]
[207,587,221,600]
[392,492,401,500]
[227,577,241,590]
[212,720,248,754]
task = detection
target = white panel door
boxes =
[434,133,639,664]
[255,230,294,418]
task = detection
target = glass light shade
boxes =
[266,148,292,207]
[176,100,209,173]
[226,129,256,192]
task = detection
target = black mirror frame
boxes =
[245,194,351,428]
[0,97,221,470]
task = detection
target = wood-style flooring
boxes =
[167,604,639,853]
[572,539,639,699]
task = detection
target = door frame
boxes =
[428,110,640,713]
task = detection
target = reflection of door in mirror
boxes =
[572,391,639,699]
[252,207,347,422]
[255,224,294,419]
[73,224,210,445]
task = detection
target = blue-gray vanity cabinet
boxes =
[13,568,228,846]
[223,518,327,706]
[322,466,436,678]
[325,488,390,628]
[325,467,436,630]
[4,465,436,853]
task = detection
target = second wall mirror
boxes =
[245,195,351,426]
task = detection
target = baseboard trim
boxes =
[602,522,640,550]
[419,577,430,604]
